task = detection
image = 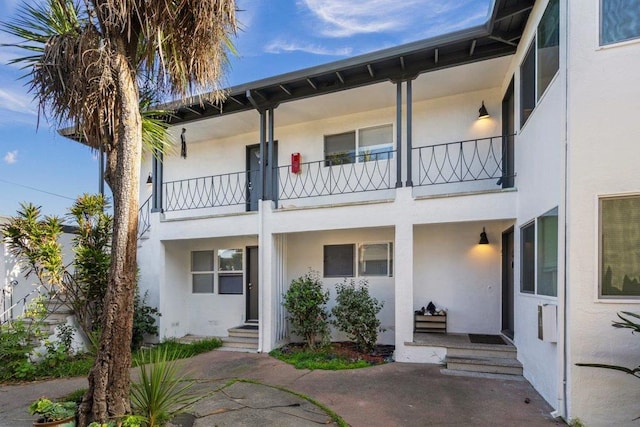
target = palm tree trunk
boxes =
[79,47,142,426]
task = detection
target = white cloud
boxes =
[300,0,489,38]
[4,150,18,165]
[0,88,36,116]
[265,39,353,56]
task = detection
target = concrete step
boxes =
[221,336,259,350]
[228,326,259,339]
[447,345,517,359]
[445,356,523,376]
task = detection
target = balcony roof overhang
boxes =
[165,0,534,126]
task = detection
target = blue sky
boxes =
[0,0,491,218]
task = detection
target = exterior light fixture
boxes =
[181,128,187,158]
[146,173,152,185]
[478,101,490,119]
[479,227,489,245]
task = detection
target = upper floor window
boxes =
[324,124,393,165]
[520,0,559,127]
[601,0,640,45]
[600,195,640,298]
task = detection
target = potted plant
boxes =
[29,398,77,427]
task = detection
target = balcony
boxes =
[140,135,514,227]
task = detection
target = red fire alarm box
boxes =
[291,152,301,174]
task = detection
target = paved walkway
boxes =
[0,350,562,426]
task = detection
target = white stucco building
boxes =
[135,1,640,424]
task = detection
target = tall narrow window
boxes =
[521,222,535,293]
[537,0,560,99]
[218,249,243,294]
[537,207,558,296]
[600,196,640,298]
[192,251,215,293]
[520,41,536,126]
[601,0,640,45]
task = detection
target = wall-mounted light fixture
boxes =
[479,227,489,244]
[478,101,490,119]
[180,128,187,158]
[146,173,152,185]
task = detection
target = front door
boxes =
[502,227,515,339]
[246,142,278,212]
[246,246,259,322]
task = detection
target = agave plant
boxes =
[131,347,199,426]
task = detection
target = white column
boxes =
[394,187,414,361]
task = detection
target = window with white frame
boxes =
[192,251,215,293]
[358,243,393,277]
[520,207,558,296]
[601,0,640,46]
[324,124,393,165]
[324,242,394,278]
[600,195,640,298]
[190,249,244,294]
[520,0,559,127]
[218,249,243,294]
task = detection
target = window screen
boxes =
[537,207,558,296]
[358,243,393,276]
[324,244,355,277]
[219,273,243,294]
[192,251,214,293]
[600,196,640,297]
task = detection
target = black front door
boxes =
[246,246,259,322]
[502,227,515,339]
[246,142,278,212]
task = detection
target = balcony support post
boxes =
[151,149,164,213]
[267,108,276,206]
[259,110,266,201]
[406,79,414,187]
[395,81,403,188]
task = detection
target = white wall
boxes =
[494,0,565,412]
[414,220,512,334]
[160,236,257,339]
[565,0,640,425]
[286,227,396,345]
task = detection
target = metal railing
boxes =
[138,195,152,238]
[163,169,260,212]
[413,135,514,187]
[0,284,44,326]
[277,151,395,201]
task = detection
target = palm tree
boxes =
[1,1,236,424]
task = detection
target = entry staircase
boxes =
[221,324,259,352]
[443,339,523,377]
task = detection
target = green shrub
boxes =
[132,290,160,350]
[131,348,199,426]
[331,279,384,353]
[283,272,330,350]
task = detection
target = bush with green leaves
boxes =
[283,271,330,350]
[132,290,160,350]
[331,279,384,353]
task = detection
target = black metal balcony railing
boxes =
[138,195,152,238]
[163,170,259,212]
[413,136,514,187]
[277,151,395,201]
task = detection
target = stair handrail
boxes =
[0,284,45,326]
